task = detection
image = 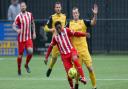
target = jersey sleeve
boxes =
[44,16,52,32]
[50,37,57,46]
[66,28,73,37]
[64,16,67,26]
[14,16,20,26]
[46,16,52,28]
[66,28,86,37]
[84,19,91,28]
[45,37,56,60]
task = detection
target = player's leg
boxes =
[17,42,24,76]
[75,69,80,89]
[61,54,74,89]
[17,55,23,76]
[71,48,86,84]
[46,46,59,77]
[68,76,74,89]
[25,39,33,73]
[74,54,83,89]
[83,50,97,89]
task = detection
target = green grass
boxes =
[0,55,128,89]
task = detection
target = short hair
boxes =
[55,1,61,6]
[55,21,62,27]
[72,7,79,11]
[20,2,26,5]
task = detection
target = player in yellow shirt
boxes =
[44,2,66,77]
[66,4,98,89]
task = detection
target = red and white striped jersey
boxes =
[50,28,86,54]
[14,11,34,42]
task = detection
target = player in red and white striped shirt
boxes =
[44,21,90,89]
[12,2,36,76]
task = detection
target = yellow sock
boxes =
[89,71,96,88]
[48,58,57,69]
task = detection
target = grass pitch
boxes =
[0,55,128,89]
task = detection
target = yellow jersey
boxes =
[44,13,66,32]
[67,19,91,52]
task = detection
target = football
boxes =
[68,68,77,79]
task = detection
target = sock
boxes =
[73,59,85,78]
[75,74,80,84]
[89,71,96,88]
[48,57,57,69]
[17,57,22,70]
[26,54,32,66]
[68,76,73,88]
[75,84,79,89]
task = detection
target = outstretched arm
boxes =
[44,37,57,65]
[91,4,98,26]
[44,44,53,64]
[66,28,90,38]
[73,31,90,37]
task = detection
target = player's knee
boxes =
[18,55,23,58]
[72,55,78,61]
[52,56,57,61]
[27,48,33,55]
[87,66,93,72]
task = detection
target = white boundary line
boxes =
[0,78,128,81]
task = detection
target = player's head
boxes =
[55,21,62,34]
[20,2,27,13]
[54,2,62,14]
[72,7,80,21]
[11,0,19,5]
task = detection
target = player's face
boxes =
[72,9,80,21]
[56,24,62,34]
[20,3,27,13]
[55,4,62,14]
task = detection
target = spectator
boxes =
[7,0,20,20]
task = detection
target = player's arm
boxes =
[91,4,98,26]
[66,28,90,38]
[8,6,12,20]
[44,37,57,65]
[31,14,36,39]
[12,16,21,34]
[64,16,67,26]
[44,16,55,32]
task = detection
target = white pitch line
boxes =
[0,78,128,81]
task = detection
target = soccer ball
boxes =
[68,68,77,79]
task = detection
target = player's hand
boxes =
[92,4,98,15]
[33,33,36,40]
[16,29,21,34]
[44,59,48,65]
[85,33,91,38]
